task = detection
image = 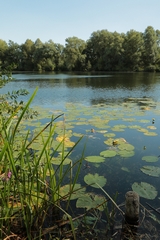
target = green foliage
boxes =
[1,25,160,72]
[63,37,86,71]
[142,26,159,71]
[122,30,144,71]
[132,182,158,199]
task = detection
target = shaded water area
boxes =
[1,72,160,238]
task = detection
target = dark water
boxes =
[1,72,160,207]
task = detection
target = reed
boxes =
[0,87,84,239]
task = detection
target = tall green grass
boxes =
[0,87,84,239]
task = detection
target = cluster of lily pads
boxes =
[14,96,159,207]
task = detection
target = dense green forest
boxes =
[1,26,160,72]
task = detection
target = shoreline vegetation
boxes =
[0,26,160,73]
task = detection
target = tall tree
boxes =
[86,30,111,70]
[4,40,20,71]
[63,37,86,71]
[19,39,34,70]
[142,26,159,71]
[104,31,124,71]
[54,43,64,71]
[122,30,144,71]
[33,39,58,71]
[0,39,8,72]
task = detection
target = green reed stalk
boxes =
[0,87,84,239]
[11,87,38,142]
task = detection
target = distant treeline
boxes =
[1,26,160,72]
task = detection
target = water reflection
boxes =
[1,72,160,107]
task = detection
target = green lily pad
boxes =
[138,119,150,123]
[121,167,130,172]
[59,184,86,200]
[85,156,105,163]
[147,126,157,130]
[104,138,114,146]
[144,131,158,136]
[128,125,141,130]
[118,143,134,151]
[132,182,157,199]
[137,128,148,133]
[84,173,107,188]
[51,157,72,165]
[142,155,158,162]
[118,150,135,158]
[104,133,116,138]
[100,150,117,157]
[141,166,160,177]
[111,127,125,132]
[96,130,108,134]
[113,124,127,129]
[73,132,83,137]
[76,193,106,211]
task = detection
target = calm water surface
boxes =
[1,72,160,108]
[1,72,160,206]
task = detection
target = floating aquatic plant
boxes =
[76,192,106,211]
[132,182,157,200]
[142,155,159,163]
[84,173,107,188]
[100,150,117,158]
[140,166,160,177]
[85,156,105,163]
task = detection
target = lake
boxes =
[1,72,160,210]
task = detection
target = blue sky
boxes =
[1,0,160,45]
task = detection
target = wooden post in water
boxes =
[125,191,139,225]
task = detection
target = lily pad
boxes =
[51,157,72,165]
[121,167,130,172]
[104,138,114,146]
[138,119,150,123]
[76,193,106,211]
[147,126,157,130]
[85,156,105,163]
[140,166,160,177]
[118,150,135,158]
[111,127,125,132]
[118,143,134,151]
[128,125,141,130]
[143,131,158,136]
[59,184,86,200]
[142,155,158,163]
[100,150,117,158]
[104,133,116,138]
[132,182,157,199]
[84,173,107,188]
[56,135,75,147]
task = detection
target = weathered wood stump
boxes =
[125,191,139,225]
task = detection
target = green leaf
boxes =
[144,131,158,136]
[104,133,116,138]
[100,150,117,157]
[76,193,106,211]
[121,167,130,172]
[51,157,72,165]
[84,173,107,188]
[142,155,158,162]
[118,143,134,151]
[59,184,86,200]
[141,166,160,177]
[118,150,135,158]
[132,182,157,199]
[85,156,105,163]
